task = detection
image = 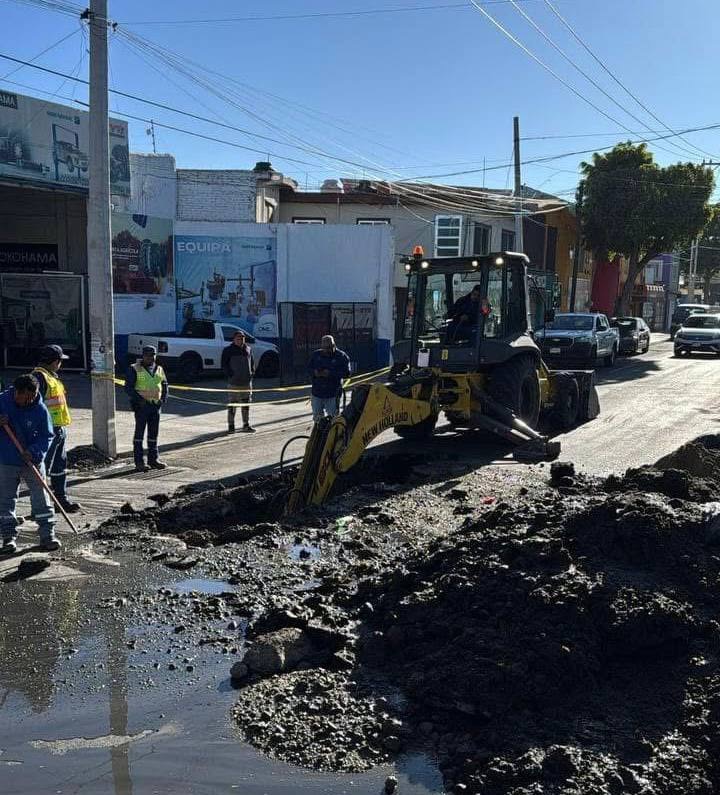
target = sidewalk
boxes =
[0,370,314,458]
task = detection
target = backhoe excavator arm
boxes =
[285,381,436,512]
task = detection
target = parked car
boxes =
[611,316,651,354]
[127,320,280,381]
[670,303,711,339]
[536,312,620,368]
[673,313,720,357]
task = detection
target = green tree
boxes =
[581,143,714,315]
[691,206,720,301]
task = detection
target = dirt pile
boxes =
[350,461,720,792]
[67,444,113,471]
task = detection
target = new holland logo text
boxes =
[361,411,409,446]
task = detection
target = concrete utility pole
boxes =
[687,237,698,302]
[513,116,524,253]
[87,0,117,457]
[569,180,585,312]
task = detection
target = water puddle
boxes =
[289,543,322,561]
[170,577,237,595]
[0,544,444,795]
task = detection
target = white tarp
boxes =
[0,89,130,195]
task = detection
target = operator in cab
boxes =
[446,285,491,340]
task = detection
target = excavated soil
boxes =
[95,436,720,793]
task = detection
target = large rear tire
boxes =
[487,355,541,428]
[395,412,438,439]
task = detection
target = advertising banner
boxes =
[0,90,130,195]
[0,273,85,368]
[111,212,174,298]
[174,234,277,336]
[0,242,59,273]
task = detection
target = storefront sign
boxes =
[174,233,277,336]
[111,212,174,297]
[0,91,130,195]
[0,242,59,272]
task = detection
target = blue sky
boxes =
[2,0,719,199]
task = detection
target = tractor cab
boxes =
[392,250,539,373]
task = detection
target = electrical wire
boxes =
[542,0,719,161]
[118,1,542,26]
[0,26,80,81]
[468,0,706,164]
[506,0,703,162]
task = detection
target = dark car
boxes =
[670,304,711,339]
[611,316,651,354]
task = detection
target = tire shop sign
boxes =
[0,90,130,195]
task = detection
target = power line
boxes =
[467,0,707,164]
[0,26,80,81]
[541,0,718,161]
[117,1,543,26]
[506,0,702,162]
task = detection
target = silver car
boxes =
[674,313,720,357]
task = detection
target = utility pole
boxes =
[570,180,585,312]
[87,0,117,457]
[146,119,156,153]
[687,237,698,302]
[512,116,524,253]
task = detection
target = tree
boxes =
[690,205,720,301]
[581,143,714,315]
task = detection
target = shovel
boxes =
[2,424,79,535]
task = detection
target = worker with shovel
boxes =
[33,344,81,513]
[0,374,59,554]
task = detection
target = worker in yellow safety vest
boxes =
[33,345,81,513]
[124,345,168,473]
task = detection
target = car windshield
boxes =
[549,315,594,331]
[673,306,707,323]
[614,319,636,336]
[683,315,720,329]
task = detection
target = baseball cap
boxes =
[39,344,69,362]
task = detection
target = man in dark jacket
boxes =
[0,374,58,554]
[446,284,483,340]
[221,329,255,433]
[307,334,351,422]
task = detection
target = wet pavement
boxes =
[0,540,444,794]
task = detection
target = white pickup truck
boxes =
[127,320,280,381]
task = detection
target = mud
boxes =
[85,434,720,793]
[67,444,113,471]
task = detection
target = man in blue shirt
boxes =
[307,335,351,422]
[0,374,58,554]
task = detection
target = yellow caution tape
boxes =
[168,392,310,409]
[105,365,390,394]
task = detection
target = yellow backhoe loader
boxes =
[286,250,599,512]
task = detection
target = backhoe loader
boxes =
[286,250,599,512]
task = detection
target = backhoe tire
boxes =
[551,373,580,430]
[395,412,438,439]
[487,355,541,429]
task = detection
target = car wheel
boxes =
[255,351,279,379]
[178,353,202,382]
[604,345,617,367]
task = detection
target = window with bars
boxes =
[356,218,390,225]
[473,223,491,255]
[501,228,516,251]
[292,217,326,224]
[434,215,463,257]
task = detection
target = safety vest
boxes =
[132,362,166,404]
[33,367,71,427]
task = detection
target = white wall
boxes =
[276,224,395,342]
[113,294,176,335]
[111,153,177,219]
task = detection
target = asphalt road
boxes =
[559,335,720,475]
